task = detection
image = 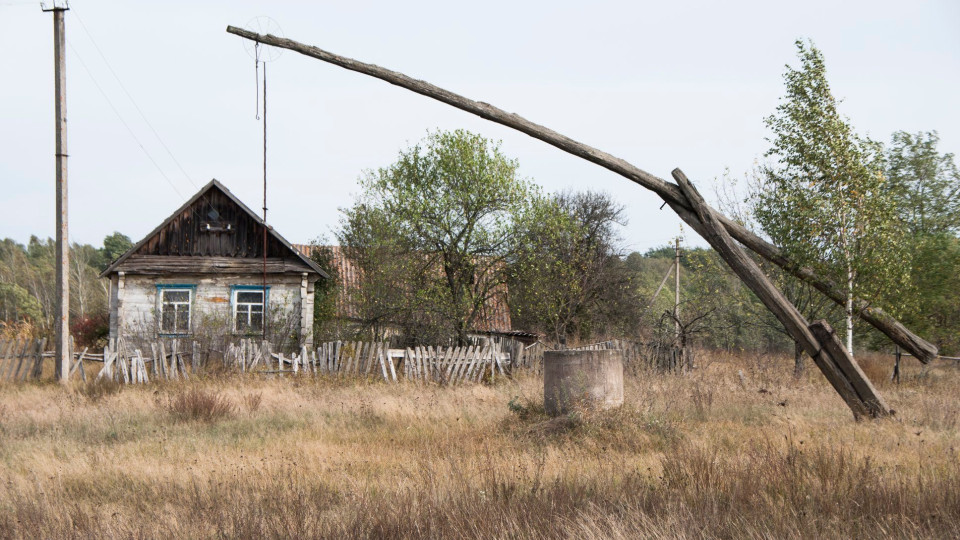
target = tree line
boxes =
[0,233,132,343]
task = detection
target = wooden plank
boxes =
[10,339,28,381]
[0,339,15,381]
[425,346,435,381]
[461,346,478,384]
[378,343,389,381]
[69,348,88,377]
[118,344,130,384]
[445,346,462,384]
[150,343,159,378]
[457,346,473,384]
[387,344,397,382]
[417,346,425,381]
[158,341,168,380]
[98,344,111,381]
[0,340,11,379]
[137,349,149,384]
[178,350,188,380]
[170,340,180,380]
[365,342,377,376]
[29,338,46,380]
[192,341,199,372]
[810,321,890,417]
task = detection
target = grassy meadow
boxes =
[0,351,958,538]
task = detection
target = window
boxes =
[159,288,192,334]
[233,287,267,333]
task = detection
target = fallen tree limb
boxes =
[225,26,937,363]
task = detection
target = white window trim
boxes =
[232,288,266,334]
[158,287,193,335]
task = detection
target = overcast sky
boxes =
[1,1,958,253]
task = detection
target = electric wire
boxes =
[69,8,224,230]
[67,38,187,202]
[71,10,199,191]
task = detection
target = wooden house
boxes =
[100,180,329,347]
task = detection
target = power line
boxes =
[67,38,187,201]
[71,10,199,191]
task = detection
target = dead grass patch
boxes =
[0,352,956,538]
[165,387,236,423]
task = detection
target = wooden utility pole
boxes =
[44,1,70,382]
[674,237,680,340]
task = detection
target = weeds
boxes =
[77,378,122,402]
[166,387,236,422]
[243,392,263,413]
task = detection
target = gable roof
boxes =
[101,179,329,279]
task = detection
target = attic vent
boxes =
[207,208,220,220]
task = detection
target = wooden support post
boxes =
[671,169,887,419]
[224,25,937,365]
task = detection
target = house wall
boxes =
[110,272,315,349]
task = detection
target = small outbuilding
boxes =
[100,179,328,347]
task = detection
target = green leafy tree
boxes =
[886,131,960,236]
[306,239,341,341]
[883,131,960,354]
[751,40,910,356]
[509,191,638,344]
[98,232,133,271]
[338,129,535,344]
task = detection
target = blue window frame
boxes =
[231,285,270,334]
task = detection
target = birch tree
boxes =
[751,40,909,356]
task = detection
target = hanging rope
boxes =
[254,42,261,120]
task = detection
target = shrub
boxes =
[243,392,263,413]
[167,388,235,423]
[70,313,110,349]
[78,378,123,402]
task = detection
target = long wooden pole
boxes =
[224,26,937,364]
[51,5,70,383]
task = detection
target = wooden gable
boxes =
[101,180,328,277]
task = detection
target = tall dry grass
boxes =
[0,350,957,538]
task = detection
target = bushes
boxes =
[70,313,109,349]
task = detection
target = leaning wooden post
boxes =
[224,25,937,365]
[671,168,887,419]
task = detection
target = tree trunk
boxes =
[793,339,804,379]
[846,265,854,357]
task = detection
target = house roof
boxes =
[291,244,513,334]
[101,179,329,279]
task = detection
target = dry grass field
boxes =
[0,351,958,539]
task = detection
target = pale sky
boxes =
[1,1,958,253]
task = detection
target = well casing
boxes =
[543,349,624,416]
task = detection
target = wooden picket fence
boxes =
[570,339,683,373]
[0,338,49,382]
[401,345,506,384]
